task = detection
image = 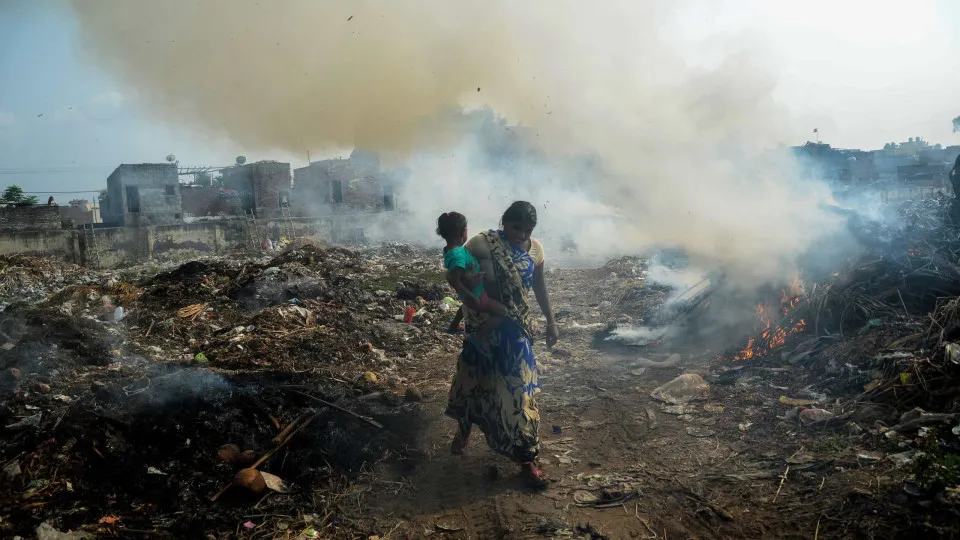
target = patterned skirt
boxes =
[445,317,541,463]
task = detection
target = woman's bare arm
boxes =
[533,262,555,326]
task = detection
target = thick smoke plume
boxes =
[68,0,846,283]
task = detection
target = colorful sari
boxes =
[445,230,542,463]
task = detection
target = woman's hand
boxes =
[545,323,559,348]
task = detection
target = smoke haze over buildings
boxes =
[68,0,849,284]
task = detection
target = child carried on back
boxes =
[436,212,506,353]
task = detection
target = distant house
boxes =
[897,163,950,188]
[61,199,96,226]
[292,149,396,215]
[219,161,292,219]
[103,163,182,227]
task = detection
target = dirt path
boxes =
[357,269,919,540]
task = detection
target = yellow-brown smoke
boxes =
[68,0,844,282]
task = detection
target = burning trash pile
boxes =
[0,241,460,538]
[724,195,960,503]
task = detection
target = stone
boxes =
[403,385,423,402]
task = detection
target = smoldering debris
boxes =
[714,195,960,498]
[0,243,457,537]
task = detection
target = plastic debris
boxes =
[650,374,710,404]
[779,396,818,406]
[799,408,835,425]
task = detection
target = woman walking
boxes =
[445,201,559,489]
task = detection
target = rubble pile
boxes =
[0,242,459,538]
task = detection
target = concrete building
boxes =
[897,163,950,188]
[103,164,182,227]
[220,161,291,218]
[292,150,395,215]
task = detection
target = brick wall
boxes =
[221,162,292,218]
[0,206,64,231]
[180,186,239,217]
[61,206,94,226]
[292,160,386,214]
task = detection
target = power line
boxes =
[22,190,103,194]
[0,167,115,175]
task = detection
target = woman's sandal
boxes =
[521,462,551,491]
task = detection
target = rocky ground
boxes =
[2,199,960,539]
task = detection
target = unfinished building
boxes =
[102,164,182,227]
[292,150,395,215]
[220,161,292,219]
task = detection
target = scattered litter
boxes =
[6,413,41,430]
[260,471,290,493]
[685,426,716,438]
[888,451,918,467]
[3,460,21,480]
[661,404,694,415]
[738,422,753,432]
[650,374,710,404]
[36,523,90,540]
[631,355,681,368]
[146,467,167,476]
[779,396,818,407]
[799,408,834,425]
[945,342,960,364]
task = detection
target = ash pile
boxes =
[0,241,458,538]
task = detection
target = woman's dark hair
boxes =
[436,211,467,241]
[500,201,537,228]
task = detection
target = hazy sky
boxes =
[0,0,958,201]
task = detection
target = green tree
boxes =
[194,172,212,186]
[953,115,960,133]
[1,185,38,206]
[212,175,225,188]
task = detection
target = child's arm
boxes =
[446,268,485,311]
[447,305,464,333]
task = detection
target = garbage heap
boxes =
[0,242,459,538]
[728,195,960,497]
[0,254,92,309]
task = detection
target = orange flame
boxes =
[734,288,806,361]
